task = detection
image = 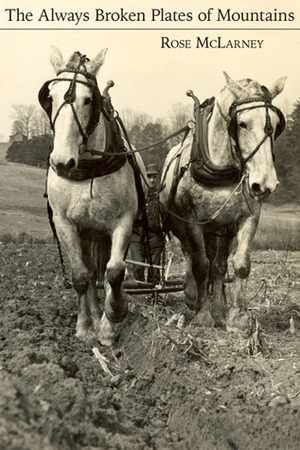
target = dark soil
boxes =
[0,242,299,449]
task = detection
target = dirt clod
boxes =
[0,243,300,449]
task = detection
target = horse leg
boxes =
[209,233,232,326]
[98,222,132,346]
[226,215,259,333]
[92,236,111,284]
[80,239,102,337]
[53,219,95,341]
[183,228,215,327]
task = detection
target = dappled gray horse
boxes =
[160,72,286,333]
[39,47,146,345]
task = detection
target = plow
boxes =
[96,254,185,298]
[96,256,233,297]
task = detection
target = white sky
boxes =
[0,0,300,140]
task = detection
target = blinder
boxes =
[38,80,53,120]
[273,107,285,140]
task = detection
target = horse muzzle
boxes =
[50,156,77,178]
[248,178,279,201]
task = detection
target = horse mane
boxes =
[218,77,267,111]
[65,51,90,73]
[238,78,265,98]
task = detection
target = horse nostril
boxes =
[251,183,262,196]
[251,183,272,199]
[66,158,76,171]
[55,159,76,177]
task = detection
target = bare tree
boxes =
[164,102,193,146]
[31,110,52,137]
[120,107,152,131]
[11,104,38,138]
[168,101,192,132]
[119,107,136,130]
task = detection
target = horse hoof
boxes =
[211,302,227,327]
[98,313,122,347]
[75,327,95,343]
[226,307,249,335]
[192,309,215,328]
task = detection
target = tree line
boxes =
[6,102,192,170]
[273,100,300,203]
[5,100,300,204]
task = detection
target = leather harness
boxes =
[190,97,241,186]
[160,86,285,230]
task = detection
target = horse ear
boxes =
[50,46,64,72]
[86,48,108,75]
[223,71,246,98]
[268,76,287,99]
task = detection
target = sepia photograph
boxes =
[0,0,299,448]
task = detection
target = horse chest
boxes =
[178,179,256,226]
[48,171,136,231]
[69,200,110,224]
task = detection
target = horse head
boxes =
[39,46,107,177]
[219,72,286,200]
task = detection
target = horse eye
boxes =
[238,122,247,129]
[84,97,93,106]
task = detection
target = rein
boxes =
[40,57,191,161]
[83,116,191,158]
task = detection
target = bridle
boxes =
[38,53,104,152]
[225,86,285,168]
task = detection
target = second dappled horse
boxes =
[160,72,286,337]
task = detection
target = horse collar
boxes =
[190,98,241,187]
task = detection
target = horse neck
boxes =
[207,101,234,167]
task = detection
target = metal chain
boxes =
[46,200,72,289]
[55,235,72,289]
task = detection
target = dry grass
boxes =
[0,163,51,240]
[0,163,299,249]
[253,205,300,251]
[0,163,46,208]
